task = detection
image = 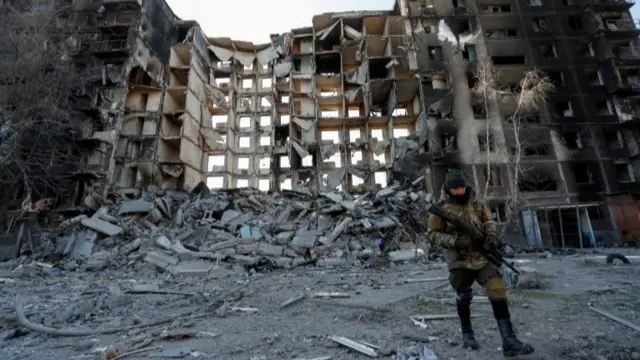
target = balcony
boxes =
[615,98,640,124]
[86,64,124,85]
[602,147,631,159]
[102,0,141,10]
[587,0,635,11]
[601,19,640,39]
[618,76,640,93]
[612,46,640,67]
[82,38,133,57]
[96,11,139,28]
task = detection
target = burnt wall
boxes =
[140,0,178,62]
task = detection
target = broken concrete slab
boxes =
[168,261,213,276]
[144,251,179,269]
[389,250,422,262]
[118,199,153,215]
[80,217,122,237]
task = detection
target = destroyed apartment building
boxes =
[2,0,640,251]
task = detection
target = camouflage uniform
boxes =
[427,169,534,357]
[428,186,498,271]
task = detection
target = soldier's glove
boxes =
[454,235,473,249]
[483,234,501,251]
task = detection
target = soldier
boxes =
[427,169,534,357]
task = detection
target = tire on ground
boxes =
[605,253,630,265]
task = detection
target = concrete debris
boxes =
[396,344,438,360]
[514,266,541,289]
[588,303,640,333]
[313,292,349,298]
[13,181,432,273]
[328,336,378,357]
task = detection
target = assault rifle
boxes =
[427,204,519,275]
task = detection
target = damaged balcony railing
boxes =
[101,0,142,8]
[592,0,635,5]
[85,39,131,53]
[96,11,138,27]
[616,46,640,59]
[604,19,638,31]
[623,77,640,89]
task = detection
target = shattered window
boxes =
[207,177,223,189]
[260,116,271,127]
[576,42,594,57]
[258,179,270,191]
[464,45,477,60]
[532,18,549,32]
[441,135,458,151]
[486,29,518,39]
[374,172,387,187]
[602,130,623,148]
[568,16,583,31]
[481,5,511,12]
[349,129,361,142]
[539,43,557,58]
[428,46,443,60]
[571,164,595,184]
[562,132,583,149]
[482,166,503,187]
[477,133,495,152]
[491,204,507,222]
[615,163,635,182]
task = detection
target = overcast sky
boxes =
[164,1,640,43]
[165,0,394,43]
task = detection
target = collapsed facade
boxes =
[4,0,640,248]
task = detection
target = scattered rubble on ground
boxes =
[12,177,433,274]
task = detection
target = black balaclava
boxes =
[444,169,470,205]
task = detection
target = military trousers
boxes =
[448,263,507,300]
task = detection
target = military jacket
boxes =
[427,186,498,270]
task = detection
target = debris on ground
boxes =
[588,303,640,333]
[10,179,433,272]
[329,335,378,357]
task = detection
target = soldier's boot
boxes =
[460,318,480,350]
[491,299,534,357]
[456,289,479,350]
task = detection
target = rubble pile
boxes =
[42,177,432,273]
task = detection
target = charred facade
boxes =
[408,0,640,247]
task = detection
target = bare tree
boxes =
[0,4,88,208]
[471,56,555,227]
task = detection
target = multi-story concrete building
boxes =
[5,0,640,247]
[403,0,640,247]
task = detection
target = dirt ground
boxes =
[1,249,639,360]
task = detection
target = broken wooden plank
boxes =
[311,299,390,312]
[278,294,307,310]
[313,292,349,299]
[230,306,258,313]
[401,277,448,284]
[411,314,480,329]
[589,304,640,333]
[328,336,378,357]
[412,313,480,321]
[125,287,196,297]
